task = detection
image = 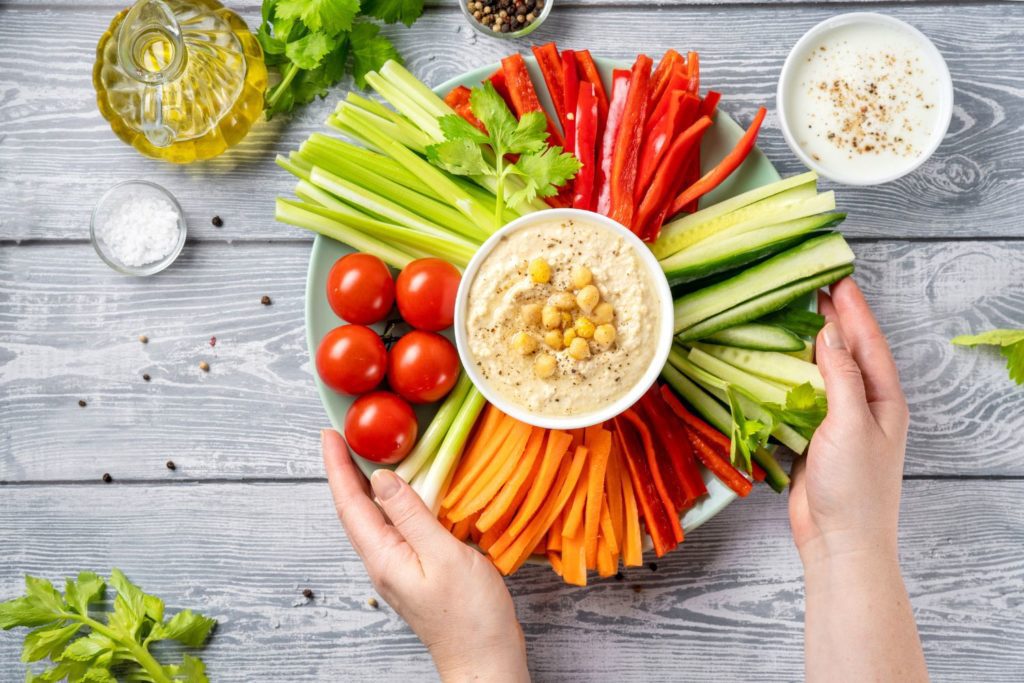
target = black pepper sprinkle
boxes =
[78,399,87,407]
[142,373,151,382]
[102,473,112,483]
[302,588,314,599]
[211,215,223,227]
[166,460,176,470]
[648,562,658,572]
[614,572,624,581]
[261,295,272,306]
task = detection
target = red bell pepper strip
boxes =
[699,90,721,119]
[532,43,567,132]
[689,431,753,498]
[574,50,609,124]
[619,409,684,543]
[633,115,713,240]
[635,91,684,202]
[501,53,564,147]
[609,54,652,229]
[595,69,631,216]
[487,69,514,110]
[444,86,486,133]
[646,72,687,134]
[687,51,700,93]
[613,415,677,557]
[648,49,685,109]
[670,106,767,216]
[561,49,580,155]
[572,82,598,211]
[752,461,768,482]
[638,386,707,506]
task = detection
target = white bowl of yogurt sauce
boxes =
[777,13,953,185]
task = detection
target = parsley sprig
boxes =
[426,83,581,229]
[952,329,1024,385]
[258,0,424,117]
[0,570,216,683]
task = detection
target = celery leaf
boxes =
[952,329,1024,386]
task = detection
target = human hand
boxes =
[322,430,529,682]
[789,278,910,568]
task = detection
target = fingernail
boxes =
[370,469,402,501]
[822,321,847,350]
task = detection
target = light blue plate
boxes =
[304,57,782,536]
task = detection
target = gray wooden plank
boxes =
[0,480,1020,681]
[2,239,1022,481]
[2,4,1023,241]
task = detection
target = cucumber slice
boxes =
[692,343,825,391]
[760,305,826,338]
[688,347,790,405]
[787,340,816,363]
[662,212,846,285]
[674,233,855,334]
[702,324,805,352]
[653,171,819,259]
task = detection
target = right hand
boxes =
[788,278,910,567]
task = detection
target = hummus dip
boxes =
[465,216,661,417]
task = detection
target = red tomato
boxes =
[388,331,460,404]
[327,253,395,325]
[395,258,461,331]
[344,391,418,464]
[316,325,386,395]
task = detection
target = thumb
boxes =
[816,321,870,419]
[371,468,453,558]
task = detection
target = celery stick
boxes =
[305,133,437,197]
[300,150,482,241]
[692,342,825,391]
[337,105,494,231]
[342,93,437,151]
[275,198,417,268]
[330,105,431,154]
[380,61,454,120]
[688,347,790,405]
[295,183,475,267]
[419,387,487,514]
[276,154,311,182]
[395,373,473,482]
[365,71,445,142]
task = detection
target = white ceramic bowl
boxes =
[454,208,674,430]
[777,12,953,186]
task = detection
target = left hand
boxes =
[322,430,529,682]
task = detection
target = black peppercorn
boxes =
[78,399,87,407]
[102,473,112,483]
[211,215,223,227]
[302,588,314,599]
[648,562,658,572]
[143,373,151,382]
[261,295,272,306]
[166,460,176,470]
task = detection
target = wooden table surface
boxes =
[2,0,1023,680]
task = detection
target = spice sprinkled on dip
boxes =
[464,216,661,418]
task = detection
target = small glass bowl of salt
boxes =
[91,180,187,276]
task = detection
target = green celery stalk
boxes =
[294,182,475,267]
[380,61,454,120]
[688,347,790,405]
[329,105,430,154]
[305,133,437,197]
[365,71,445,142]
[276,153,312,182]
[395,373,474,482]
[341,93,437,150]
[418,387,487,514]
[275,198,417,268]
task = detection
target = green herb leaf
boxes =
[727,387,772,473]
[349,22,403,89]
[150,610,217,648]
[361,0,425,26]
[179,654,210,683]
[276,0,359,35]
[767,382,828,438]
[81,668,118,683]
[426,138,493,177]
[505,112,549,155]
[64,572,105,617]
[507,146,581,205]
[438,114,489,144]
[22,624,80,663]
[952,329,1024,386]
[284,31,338,70]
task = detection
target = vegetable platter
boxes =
[282,45,854,586]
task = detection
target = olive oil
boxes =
[93,0,267,163]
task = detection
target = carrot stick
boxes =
[596,536,616,578]
[548,551,564,577]
[445,407,514,501]
[583,426,612,567]
[477,447,543,550]
[494,445,589,575]
[621,409,684,544]
[532,534,547,557]
[619,446,643,567]
[561,456,590,539]
[449,425,540,522]
[599,495,619,556]
[605,439,625,544]
[476,429,547,532]
[443,419,531,513]
[548,510,564,551]
[451,516,473,541]
[561,527,587,586]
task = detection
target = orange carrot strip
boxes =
[548,510,564,552]
[476,430,547,532]
[619,442,643,567]
[448,425,538,522]
[499,430,573,542]
[561,527,587,586]
[599,495,619,556]
[451,516,473,542]
[532,534,547,557]
[443,417,527,510]
[605,440,625,544]
[583,427,613,567]
[494,445,589,575]
[596,536,616,578]
[477,450,540,551]
[445,408,514,501]
[441,515,455,532]
[548,551,564,577]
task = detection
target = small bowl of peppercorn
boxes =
[461,0,551,39]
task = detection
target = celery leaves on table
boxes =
[0,569,215,683]
[426,83,580,228]
[952,329,1024,385]
[259,0,422,117]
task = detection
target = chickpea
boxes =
[544,330,564,350]
[511,332,537,355]
[575,316,595,339]
[568,337,591,360]
[576,285,600,313]
[594,323,616,346]
[529,258,551,283]
[563,328,577,346]
[550,291,577,310]
[534,354,557,379]
[542,305,561,329]
[521,303,543,326]
[571,265,593,289]
[560,311,573,328]
[591,302,615,325]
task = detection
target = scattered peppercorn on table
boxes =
[2,1,1024,681]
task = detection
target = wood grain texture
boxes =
[2,4,1023,241]
[2,240,1022,482]
[0,480,1020,681]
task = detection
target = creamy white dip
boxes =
[783,22,945,183]
[465,217,661,418]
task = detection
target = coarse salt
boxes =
[97,193,181,267]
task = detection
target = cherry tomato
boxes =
[344,391,418,464]
[387,331,460,404]
[395,258,461,331]
[316,325,386,395]
[327,253,395,325]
